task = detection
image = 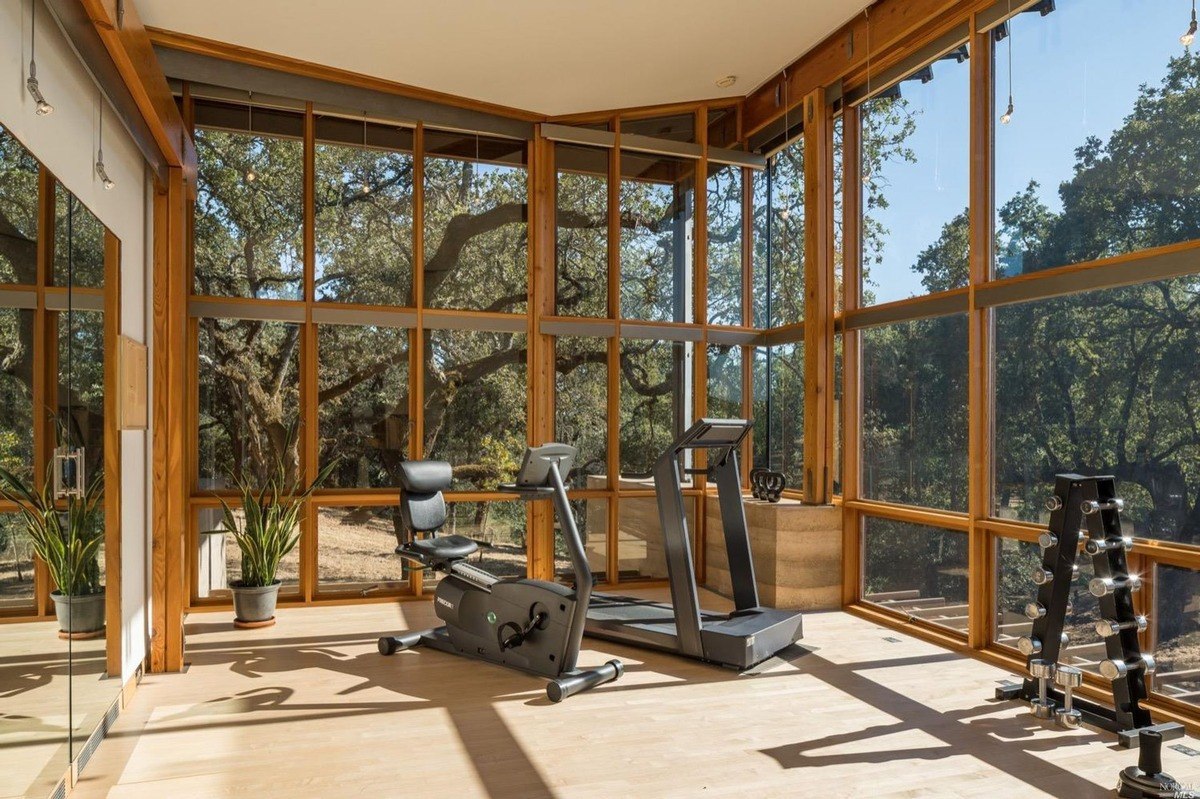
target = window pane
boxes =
[861,48,970,304]
[424,329,526,491]
[993,536,1104,676]
[58,310,104,486]
[0,514,34,608]
[619,339,693,480]
[0,125,40,285]
[197,319,301,486]
[862,517,967,634]
[752,346,768,467]
[555,336,608,489]
[770,140,804,327]
[194,126,304,299]
[555,144,608,317]
[622,114,695,143]
[706,344,742,419]
[994,277,1200,541]
[0,309,34,485]
[862,314,968,511]
[54,186,105,288]
[706,163,743,326]
[995,2,1195,277]
[316,505,409,592]
[833,116,845,313]
[555,497,608,583]
[314,123,414,305]
[317,325,409,488]
[196,506,300,596]
[617,495,696,581]
[768,342,804,493]
[444,500,526,579]
[751,170,770,329]
[423,132,528,313]
[1155,564,1200,707]
[619,153,694,322]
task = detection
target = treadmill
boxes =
[585,418,804,669]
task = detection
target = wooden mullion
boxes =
[607,118,621,584]
[528,132,555,580]
[301,102,318,602]
[103,232,123,676]
[693,107,709,581]
[841,103,863,606]
[802,87,834,505]
[966,18,994,650]
[410,123,426,596]
[32,168,54,617]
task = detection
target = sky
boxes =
[866,0,1189,304]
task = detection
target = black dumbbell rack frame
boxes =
[995,473,1184,748]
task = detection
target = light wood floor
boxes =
[0,620,119,799]
[69,590,1200,798]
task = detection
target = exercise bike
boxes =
[377,443,623,702]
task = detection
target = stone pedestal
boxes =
[704,498,841,610]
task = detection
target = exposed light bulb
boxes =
[361,183,371,194]
[1000,98,1014,125]
[245,168,257,183]
[780,208,790,220]
[1183,16,1198,46]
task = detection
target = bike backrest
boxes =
[398,460,452,534]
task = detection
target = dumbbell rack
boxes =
[995,473,1184,748]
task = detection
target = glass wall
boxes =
[619,153,694,322]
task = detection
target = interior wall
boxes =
[0,0,151,683]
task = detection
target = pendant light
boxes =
[1184,0,1198,46]
[1000,1,1015,124]
[244,91,258,183]
[26,0,53,116]
[95,97,114,190]
[360,112,371,194]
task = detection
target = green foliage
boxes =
[219,437,337,588]
[0,463,103,596]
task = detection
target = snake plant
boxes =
[0,464,104,596]
[219,453,337,589]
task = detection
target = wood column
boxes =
[151,167,189,672]
[802,87,835,505]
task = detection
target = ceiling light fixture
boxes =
[1183,0,1198,46]
[716,75,737,89]
[862,7,873,185]
[244,91,258,183]
[26,0,53,116]
[361,111,371,194]
[96,98,114,190]
[1001,1,1015,124]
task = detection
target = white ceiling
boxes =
[137,0,871,116]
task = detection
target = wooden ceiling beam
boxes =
[77,0,196,180]
[741,0,987,140]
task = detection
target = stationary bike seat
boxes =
[403,535,478,561]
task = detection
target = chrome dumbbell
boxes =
[1081,497,1125,515]
[1089,575,1143,597]
[1029,659,1057,719]
[1054,665,1083,729]
[1024,602,1046,620]
[1045,496,1064,512]
[1095,615,1148,638]
[1038,532,1058,549]
[1100,654,1155,681]
[1084,536,1133,555]
[1018,632,1070,656]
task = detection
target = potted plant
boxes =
[0,464,104,637]
[219,453,335,628]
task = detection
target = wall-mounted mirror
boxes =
[0,121,121,798]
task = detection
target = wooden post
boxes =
[840,104,863,606]
[803,88,835,505]
[151,166,190,672]
[967,17,994,649]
